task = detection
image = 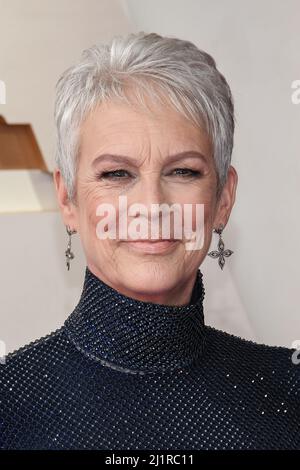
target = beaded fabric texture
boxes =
[0,266,299,449]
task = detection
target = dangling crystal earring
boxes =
[208,224,233,270]
[65,225,77,271]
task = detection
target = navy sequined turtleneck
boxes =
[0,266,299,449]
[64,268,205,375]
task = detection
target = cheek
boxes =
[77,208,98,253]
[77,180,122,245]
[179,189,216,253]
[77,191,109,246]
[80,203,118,262]
[180,188,216,232]
[77,182,110,229]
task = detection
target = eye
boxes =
[96,167,202,181]
[96,169,132,180]
[171,168,201,177]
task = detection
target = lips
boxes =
[121,238,180,254]
[127,239,177,242]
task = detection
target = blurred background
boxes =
[0,0,299,354]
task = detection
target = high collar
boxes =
[64,266,206,375]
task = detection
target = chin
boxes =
[120,263,180,296]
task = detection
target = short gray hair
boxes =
[54,32,235,203]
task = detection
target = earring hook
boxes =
[65,225,77,271]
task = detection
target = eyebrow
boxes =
[91,151,208,167]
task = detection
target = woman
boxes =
[0,32,299,450]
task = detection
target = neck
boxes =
[64,266,206,375]
[87,264,198,306]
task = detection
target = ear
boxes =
[53,168,78,231]
[213,165,238,228]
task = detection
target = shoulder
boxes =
[0,327,81,449]
[201,326,300,449]
[1,326,66,368]
[203,324,300,387]
[205,324,297,356]
[0,326,76,394]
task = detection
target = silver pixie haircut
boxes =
[54,32,235,203]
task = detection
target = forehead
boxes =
[79,97,212,161]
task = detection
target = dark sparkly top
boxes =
[0,266,299,450]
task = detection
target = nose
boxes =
[125,175,180,240]
[124,171,164,209]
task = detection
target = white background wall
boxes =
[0,0,299,353]
[0,0,131,170]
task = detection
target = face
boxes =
[54,96,237,305]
